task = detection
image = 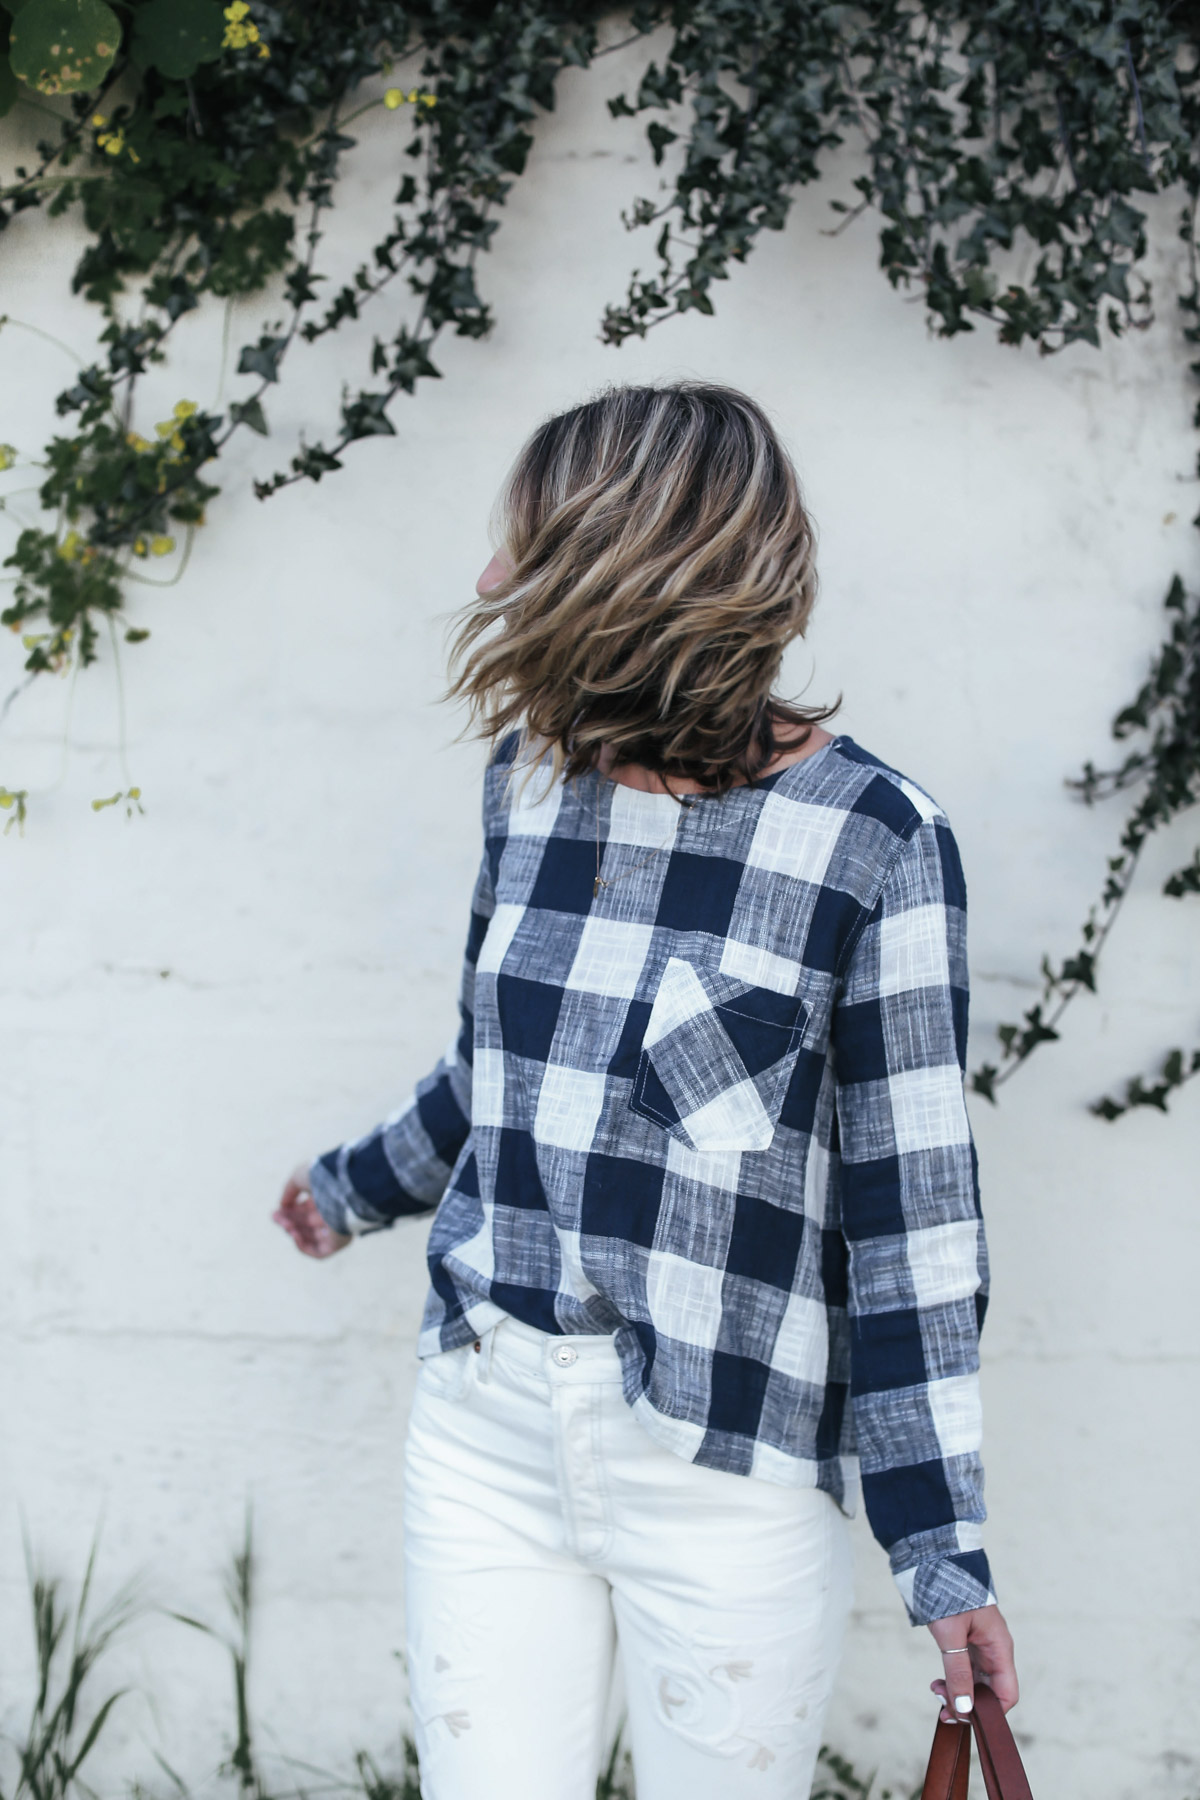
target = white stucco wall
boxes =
[2,30,1198,1800]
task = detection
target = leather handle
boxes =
[919,1715,970,1800]
[920,1687,1033,1800]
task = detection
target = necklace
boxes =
[593,779,690,899]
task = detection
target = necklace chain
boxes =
[593,782,688,899]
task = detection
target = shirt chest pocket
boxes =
[629,957,809,1155]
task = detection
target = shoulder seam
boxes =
[827,739,946,830]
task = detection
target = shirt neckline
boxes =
[589,733,845,807]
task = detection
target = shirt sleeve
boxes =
[308,843,495,1238]
[831,810,997,1626]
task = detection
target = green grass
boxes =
[2,1535,140,1800]
[1,1525,907,1800]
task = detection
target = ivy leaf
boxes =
[9,0,121,95]
[647,121,677,165]
[288,444,342,484]
[132,0,223,81]
[1059,950,1097,992]
[145,272,200,321]
[340,391,395,441]
[1090,1096,1124,1122]
[236,335,287,384]
[970,1066,998,1104]
[229,397,268,436]
[388,331,440,393]
[1163,848,1200,897]
[283,265,323,308]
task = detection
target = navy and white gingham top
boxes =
[311,732,996,1626]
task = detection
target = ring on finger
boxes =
[941,1646,971,1656]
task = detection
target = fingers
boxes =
[273,1164,320,1255]
[273,1165,352,1260]
[927,1606,1019,1723]
[971,1609,1020,1712]
[938,1644,976,1723]
[306,1211,349,1258]
[929,1676,957,1726]
[273,1192,325,1256]
[277,1161,313,1212]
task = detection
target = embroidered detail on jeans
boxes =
[649,1632,828,1771]
[408,1598,484,1749]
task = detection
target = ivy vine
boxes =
[0,0,1197,1118]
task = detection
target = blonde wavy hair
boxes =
[447,382,835,794]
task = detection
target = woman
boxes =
[275,383,1018,1800]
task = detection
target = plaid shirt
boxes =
[312,733,995,1626]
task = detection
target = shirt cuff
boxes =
[308,1152,383,1239]
[893,1546,997,1626]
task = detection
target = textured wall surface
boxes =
[2,29,1198,1800]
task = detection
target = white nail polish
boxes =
[955,1696,973,1715]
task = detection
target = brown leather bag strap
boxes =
[970,1685,1034,1800]
[919,1718,971,1800]
[920,1688,1034,1800]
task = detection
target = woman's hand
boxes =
[927,1605,1018,1723]
[273,1163,351,1259]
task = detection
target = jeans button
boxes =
[552,1343,578,1367]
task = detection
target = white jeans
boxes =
[402,1317,854,1800]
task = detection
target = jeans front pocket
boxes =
[416,1340,476,1403]
[629,957,809,1154]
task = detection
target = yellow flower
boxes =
[155,399,197,449]
[0,444,16,471]
[150,535,175,557]
[384,88,403,109]
[57,529,83,561]
[126,432,153,454]
[96,128,125,157]
[223,1,266,52]
[134,537,147,555]
[92,113,107,127]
